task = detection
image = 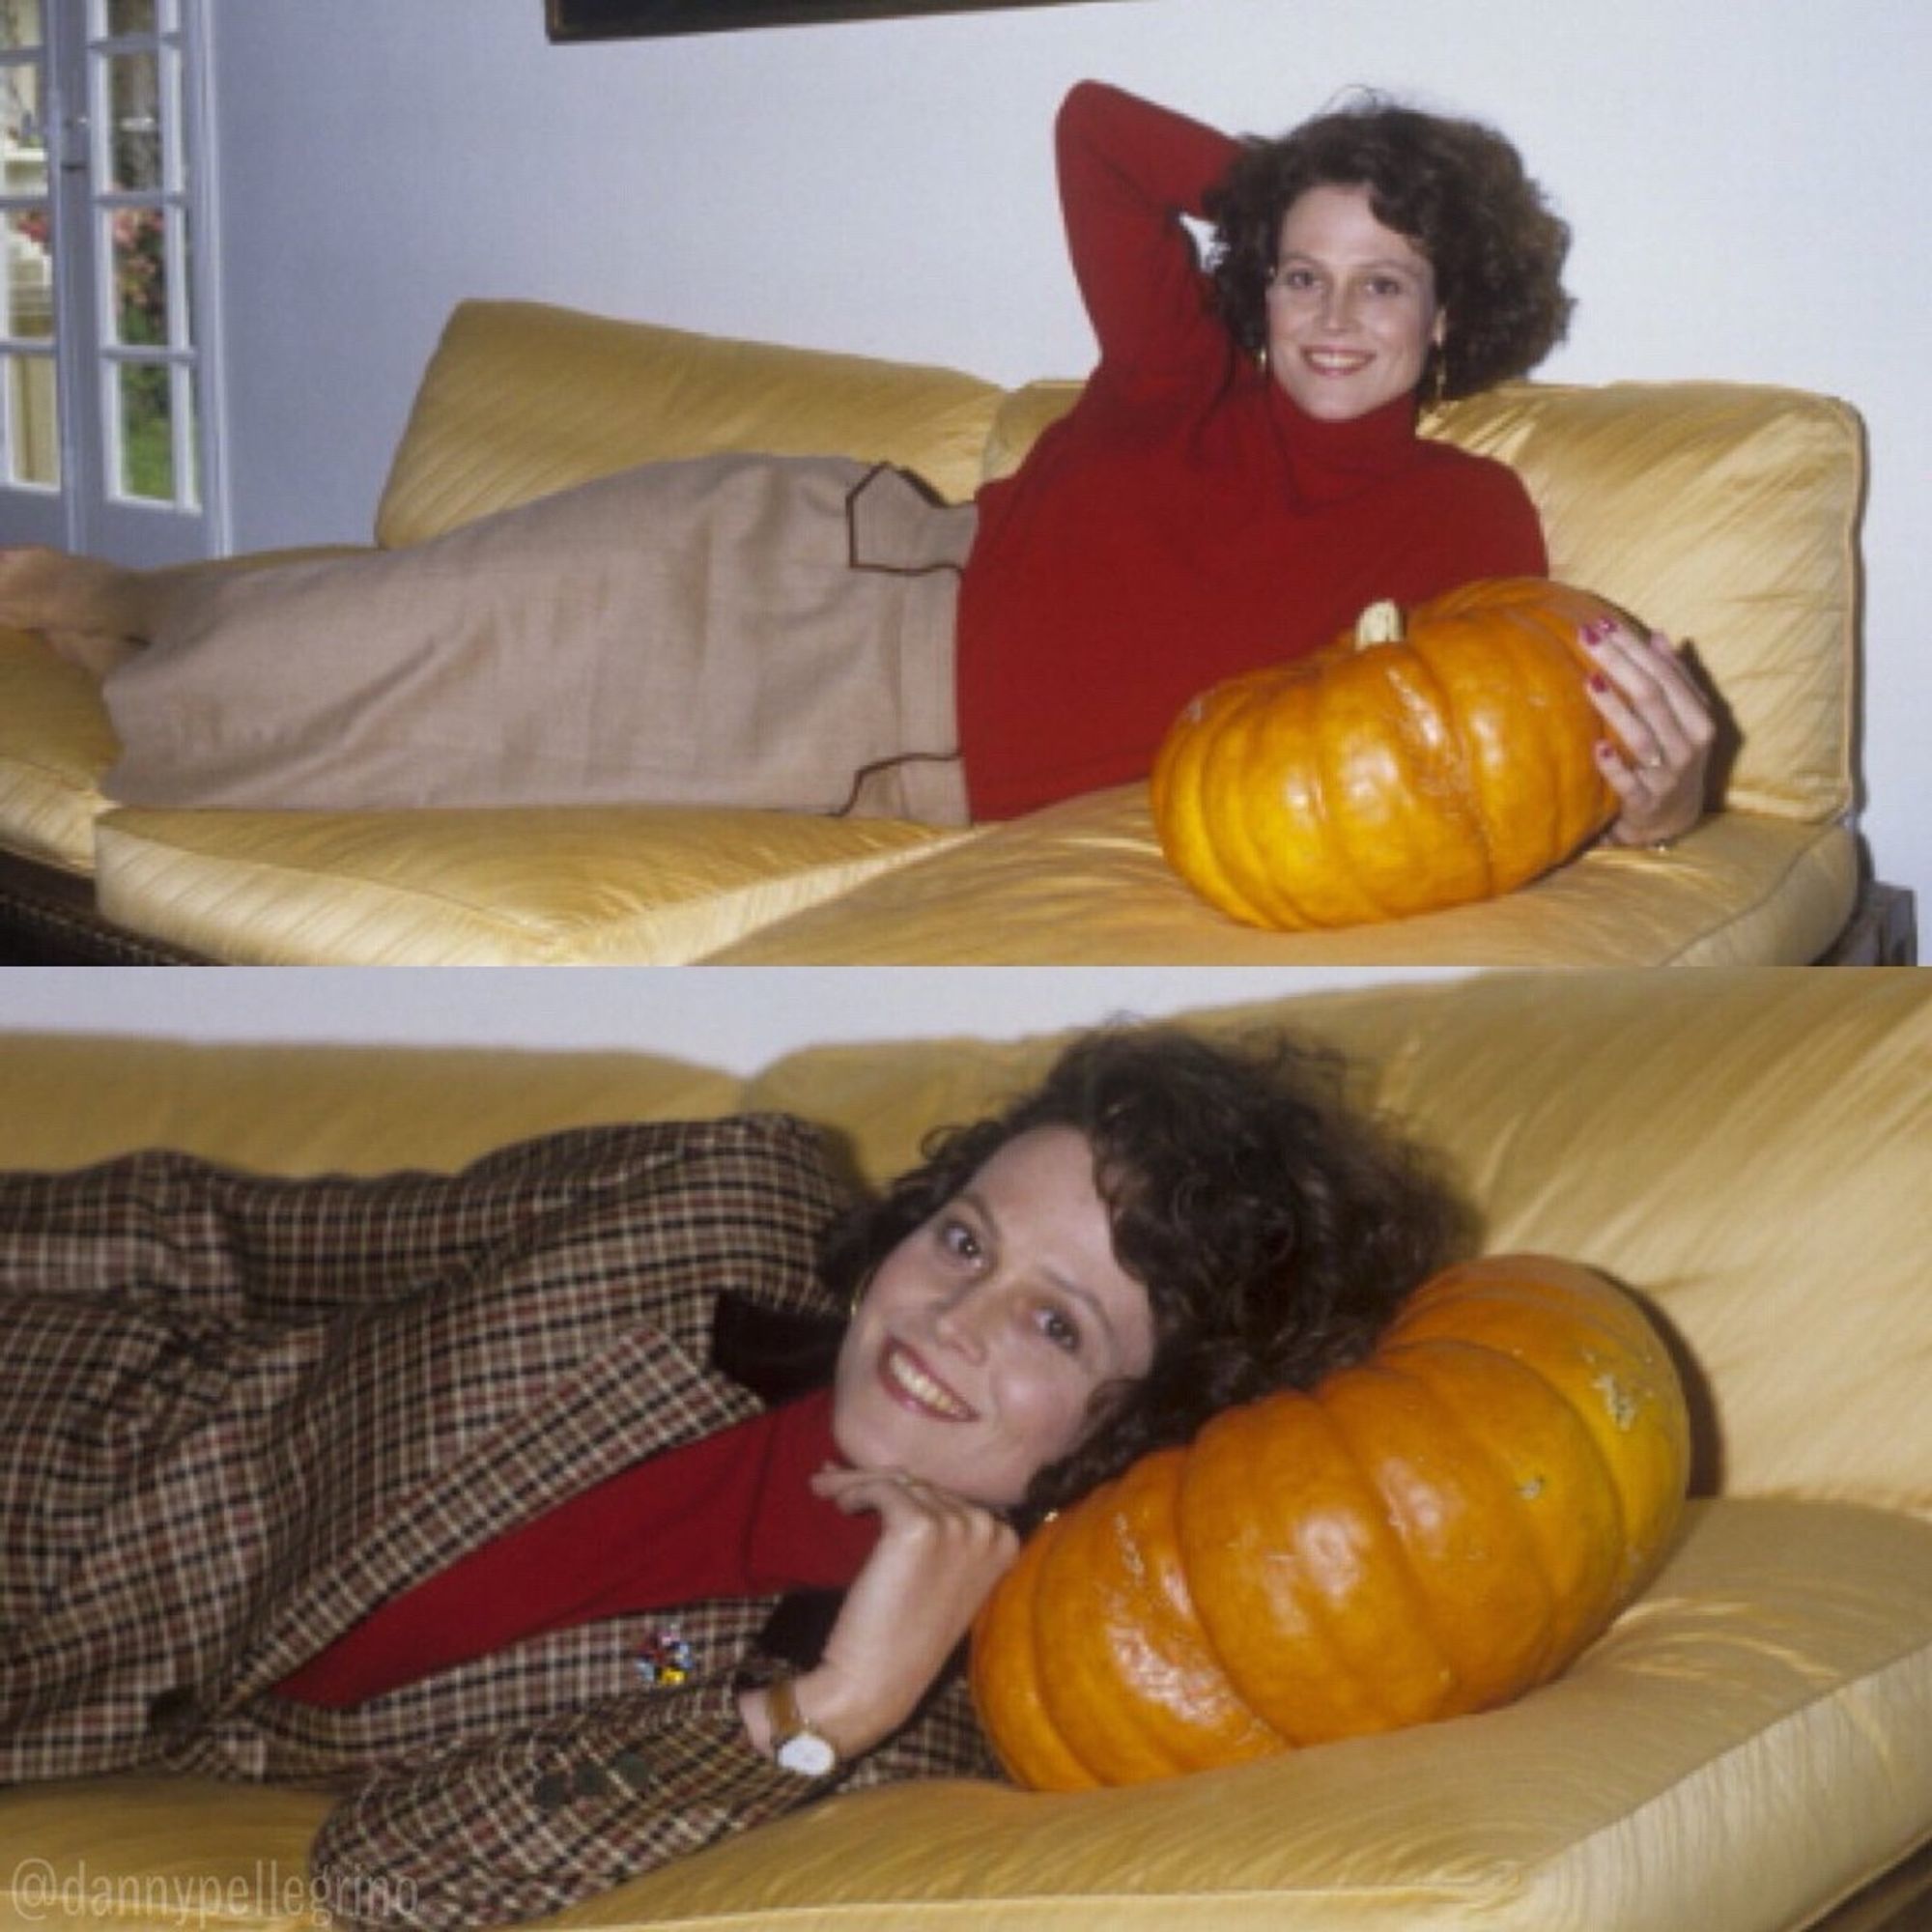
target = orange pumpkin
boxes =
[970,1254,1690,1791]
[1150,579,1627,930]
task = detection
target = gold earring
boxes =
[1256,342,1269,377]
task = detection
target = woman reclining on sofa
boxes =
[0,83,1711,843]
[0,1025,1468,1931]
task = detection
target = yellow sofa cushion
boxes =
[0,1036,742,1175]
[93,783,1855,966]
[4,974,1921,1512]
[3,1500,1926,1932]
[987,378,1862,829]
[373,299,1007,547]
[4,971,1920,1513]
[746,967,1931,1517]
[558,1498,1932,1932]
[0,551,362,875]
[707,781,1859,965]
[91,803,970,965]
[1441,382,1861,826]
[0,627,122,872]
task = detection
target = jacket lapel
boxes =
[221,1318,763,1705]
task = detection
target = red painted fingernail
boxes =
[1588,673,1610,693]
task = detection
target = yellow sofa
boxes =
[1,967,1929,1930]
[0,298,1909,966]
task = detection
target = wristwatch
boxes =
[767,1667,839,1778]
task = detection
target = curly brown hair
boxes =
[1206,95,1574,402]
[818,1024,1469,1527]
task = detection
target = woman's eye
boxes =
[1037,1306,1082,1354]
[939,1219,982,1265]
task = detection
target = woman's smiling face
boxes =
[831,1126,1156,1509]
[1265,182,1443,421]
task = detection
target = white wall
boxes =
[203,0,1932,918]
[0,967,1457,1068]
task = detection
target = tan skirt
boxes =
[101,455,977,825]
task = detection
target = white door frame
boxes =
[1,0,226,565]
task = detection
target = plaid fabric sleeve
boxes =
[0,1120,835,1321]
[307,1661,1001,1929]
[307,1676,830,1930]
[840,1661,1003,1792]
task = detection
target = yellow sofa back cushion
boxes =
[744,969,1930,1519]
[3,971,1921,1514]
[374,299,1005,545]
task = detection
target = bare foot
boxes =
[0,545,153,641]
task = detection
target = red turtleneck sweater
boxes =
[954,81,1547,821]
[274,1389,875,1709]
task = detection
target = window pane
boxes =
[176,202,193,348]
[4,208,55,338]
[1,3,44,53]
[4,350,59,487]
[106,0,159,35]
[176,358,197,506]
[109,204,166,345]
[114,356,171,499]
[105,49,162,190]
[3,52,47,173]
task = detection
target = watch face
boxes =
[777,1730,838,1777]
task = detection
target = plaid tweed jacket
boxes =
[0,1116,996,1930]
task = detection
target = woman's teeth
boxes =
[887,1345,972,1419]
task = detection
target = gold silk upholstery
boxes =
[0,969,1928,1930]
[93,805,971,966]
[0,547,370,876]
[0,302,1874,963]
[374,299,1007,544]
[1436,382,1861,825]
[707,781,1857,965]
[0,629,119,873]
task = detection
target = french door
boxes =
[1,0,223,564]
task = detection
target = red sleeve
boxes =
[1055,81,1239,380]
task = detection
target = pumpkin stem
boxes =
[1355,600,1406,649]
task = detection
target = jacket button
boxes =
[147,1689,198,1735]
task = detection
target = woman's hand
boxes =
[740,1466,1019,1765]
[1582,616,1717,847]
